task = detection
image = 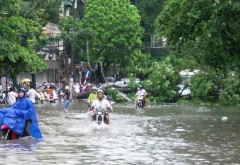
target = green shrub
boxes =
[143,57,180,102]
[190,72,219,103]
[107,87,127,103]
[219,72,240,105]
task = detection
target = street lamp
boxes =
[64,0,78,100]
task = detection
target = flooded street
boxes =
[0,102,240,164]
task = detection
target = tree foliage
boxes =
[0,0,64,79]
[190,71,220,103]
[19,0,63,24]
[80,0,144,75]
[125,50,152,79]
[131,0,164,46]
[142,56,180,102]
[219,72,240,105]
[156,0,240,72]
[154,0,240,105]
[0,1,47,76]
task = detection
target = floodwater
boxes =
[0,102,240,165]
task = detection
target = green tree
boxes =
[19,0,63,24]
[125,50,152,79]
[219,72,240,105]
[131,0,164,47]
[0,0,47,81]
[80,0,144,77]
[142,56,180,102]
[155,0,240,105]
[155,0,240,73]
[190,71,220,103]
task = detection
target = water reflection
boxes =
[0,102,239,164]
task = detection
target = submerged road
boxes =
[0,102,239,164]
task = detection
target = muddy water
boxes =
[0,102,239,165]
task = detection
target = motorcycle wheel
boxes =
[97,115,102,125]
[138,101,143,108]
[0,130,9,140]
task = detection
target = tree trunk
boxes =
[31,73,36,89]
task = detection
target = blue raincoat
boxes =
[0,95,43,138]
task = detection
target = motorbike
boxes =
[95,108,104,125]
[137,99,144,108]
[0,91,8,104]
[0,125,18,140]
[0,120,31,140]
[136,95,146,108]
[90,107,108,126]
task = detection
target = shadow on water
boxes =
[0,102,240,164]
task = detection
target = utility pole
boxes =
[69,0,77,100]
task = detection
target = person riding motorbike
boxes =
[135,85,147,108]
[0,88,43,139]
[87,86,98,106]
[90,90,113,125]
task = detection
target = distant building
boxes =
[150,35,167,48]
[17,23,65,84]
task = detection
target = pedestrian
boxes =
[28,84,39,104]
[63,86,70,113]
[8,87,18,105]
[84,66,92,85]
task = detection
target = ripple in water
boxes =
[0,103,239,164]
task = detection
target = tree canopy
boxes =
[0,0,64,78]
[155,0,240,73]
[154,0,240,105]
[131,0,164,45]
[0,0,47,77]
[80,0,144,75]
[19,0,63,24]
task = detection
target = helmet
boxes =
[96,89,104,94]
[18,88,26,93]
[138,85,143,88]
[92,86,97,90]
[65,86,69,90]
[9,87,14,91]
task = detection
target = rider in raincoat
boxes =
[0,88,42,138]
